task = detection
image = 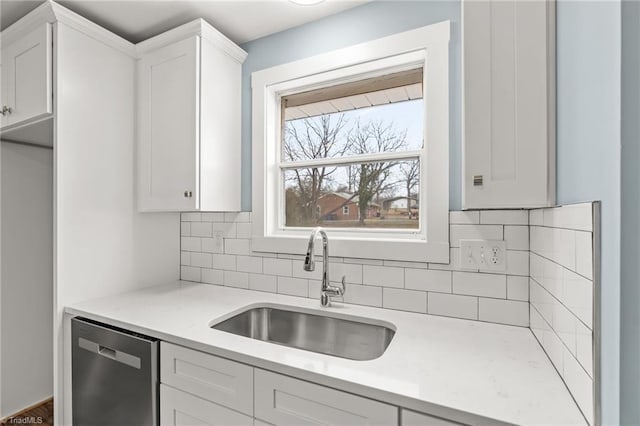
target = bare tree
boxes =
[347,120,408,225]
[283,114,348,224]
[399,161,419,217]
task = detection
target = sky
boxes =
[283,98,424,198]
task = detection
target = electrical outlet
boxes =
[460,239,506,272]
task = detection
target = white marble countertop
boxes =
[65,281,586,426]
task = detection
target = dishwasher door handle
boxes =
[78,337,142,369]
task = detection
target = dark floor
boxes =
[1,399,53,426]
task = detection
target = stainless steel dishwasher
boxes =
[71,317,159,426]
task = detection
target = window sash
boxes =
[278,150,422,169]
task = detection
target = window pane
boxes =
[283,100,423,163]
[283,160,419,229]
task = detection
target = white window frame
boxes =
[252,22,450,263]
[342,205,350,216]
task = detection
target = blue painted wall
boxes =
[239,1,461,211]
[620,1,640,424]
[556,1,621,424]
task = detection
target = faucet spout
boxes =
[303,227,345,307]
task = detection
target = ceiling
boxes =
[0,0,367,45]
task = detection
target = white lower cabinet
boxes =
[160,384,253,426]
[254,369,398,426]
[159,343,463,426]
[160,342,253,416]
[401,409,464,426]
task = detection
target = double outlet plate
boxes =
[459,239,506,272]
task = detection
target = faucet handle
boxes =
[337,276,347,296]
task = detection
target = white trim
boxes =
[1,1,136,57]
[135,19,247,62]
[280,150,421,169]
[252,22,451,263]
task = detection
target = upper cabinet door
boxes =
[137,36,200,212]
[463,0,555,209]
[1,23,53,128]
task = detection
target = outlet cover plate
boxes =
[459,239,506,272]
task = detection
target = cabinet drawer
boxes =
[254,369,398,426]
[160,384,252,426]
[160,342,253,416]
[401,409,464,426]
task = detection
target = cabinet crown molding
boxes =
[135,18,248,63]
[1,0,136,56]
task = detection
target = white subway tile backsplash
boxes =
[504,226,529,250]
[428,248,463,272]
[181,237,201,252]
[181,266,201,282]
[236,222,252,239]
[343,284,383,307]
[249,273,276,293]
[449,225,503,248]
[236,256,263,274]
[190,222,212,237]
[190,252,212,268]
[212,254,236,271]
[506,250,529,276]
[528,202,595,425]
[529,209,544,226]
[382,288,427,313]
[452,272,506,298]
[363,265,404,288]
[480,210,528,225]
[332,262,363,284]
[405,269,452,293]
[224,212,251,222]
[263,258,292,276]
[202,268,223,285]
[552,298,577,355]
[201,237,223,254]
[223,271,249,289]
[562,268,593,329]
[201,212,225,222]
[562,347,594,422]
[181,212,201,222]
[449,210,480,224]
[212,222,236,238]
[543,204,593,232]
[225,238,250,255]
[506,276,529,301]
[576,320,593,378]
[178,203,596,351]
[277,276,308,297]
[428,292,478,320]
[478,298,529,327]
[575,231,593,280]
[292,260,323,280]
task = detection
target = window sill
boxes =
[252,235,450,263]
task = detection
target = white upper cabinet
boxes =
[1,23,53,129]
[463,0,555,209]
[136,20,246,212]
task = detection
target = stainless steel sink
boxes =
[210,305,395,361]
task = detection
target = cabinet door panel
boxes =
[1,23,52,128]
[254,369,397,426]
[463,0,554,208]
[138,36,199,211]
[160,385,252,426]
[160,342,253,416]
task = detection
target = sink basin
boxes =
[210,305,395,361]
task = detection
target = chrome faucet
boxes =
[303,227,346,307]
